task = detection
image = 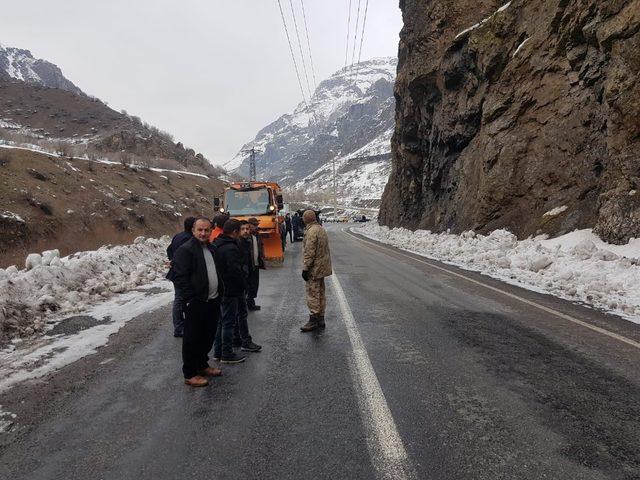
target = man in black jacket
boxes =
[292,212,303,241]
[172,217,224,387]
[212,219,258,364]
[246,217,265,311]
[233,221,262,352]
[166,216,195,337]
[285,213,293,243]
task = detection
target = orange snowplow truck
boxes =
[213,181,285,262]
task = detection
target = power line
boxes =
[344,0,352,68]
[350,0,363,73]
[299,0,317,90]
[288,0,313,100]
[353,0,370,86]
[276,0,307,105]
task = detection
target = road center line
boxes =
[345,228,640,351]
[330,274,417,480]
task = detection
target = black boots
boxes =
[301,315,319,332]
[300,314,326,332]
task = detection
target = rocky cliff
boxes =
[380,0,640,243]
[230,58,396,204]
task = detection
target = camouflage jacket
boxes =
[302,222,332,279]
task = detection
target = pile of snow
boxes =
[0,280,173,392]
[0,236,171,342]
[355,224,640,323]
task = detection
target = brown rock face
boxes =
[380,0,640,243]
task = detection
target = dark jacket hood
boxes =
[213,235,238,247]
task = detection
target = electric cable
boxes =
[344,0,352,68]
[288,0,313,100]
[276,0,308,105]
[349,0,363,74]
[353,0,370,87]
[299,0,317,90]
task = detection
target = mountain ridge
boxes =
[0,42,222,176]
[0,44,83,96]
[230,57,396,204]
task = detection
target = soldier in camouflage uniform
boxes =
[300,209,332,332]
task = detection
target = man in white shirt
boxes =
[172,217,225,387]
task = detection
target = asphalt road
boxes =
[2,225,640,480]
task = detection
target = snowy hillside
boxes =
[0,43,83,95]
[294,127,393,201]
[231,57,396,205]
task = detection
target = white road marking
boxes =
[330,274,417,480]
[345,229,640,351]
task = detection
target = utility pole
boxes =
[242,147,258,181]
[332,155,337,220]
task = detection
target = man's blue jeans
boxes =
[172,284,184,335]
[214,296,250,358]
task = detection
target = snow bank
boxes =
[0,280,173,392]
[355,224,640,323]
[0,236,171,343]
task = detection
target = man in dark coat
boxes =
[285,213,293,243]
[246,217,265,311]
[166,216,195,337]
[233,221,262,351]
[172,217,224,387]
[292,212,303,241]
[212,219,260,363]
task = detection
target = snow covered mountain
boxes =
[0,43,83,95]
[230,57,396,205]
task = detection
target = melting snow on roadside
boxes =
[0,236,175,391]
[0,281,173,392]
[355,224,640,323]
[0,236,171,338]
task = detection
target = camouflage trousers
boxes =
[305,278,326,315]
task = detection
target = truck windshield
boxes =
[225,188,270,215]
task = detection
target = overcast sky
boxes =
[1,1,402,165]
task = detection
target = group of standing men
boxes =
[166,209,332,387]
[166,214,265,387]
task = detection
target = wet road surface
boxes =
[2,225,640,480]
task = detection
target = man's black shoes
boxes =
[241,342,262,352]
[248,305,261,311]
[220,353,247,364]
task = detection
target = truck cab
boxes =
[214,182,285,262]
